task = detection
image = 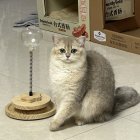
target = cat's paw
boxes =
[75,119,86,126]
[49,120,61,131]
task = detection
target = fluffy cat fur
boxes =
[49,36,140,131]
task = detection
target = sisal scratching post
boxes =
[5,27,56,120]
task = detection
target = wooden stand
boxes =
[5,93,56,120]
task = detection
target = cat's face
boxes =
[51,36,86,63]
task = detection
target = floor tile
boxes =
[66,119,140,140]
[0,0,37,16]
[1,110,103,140]
[125,112,140,123]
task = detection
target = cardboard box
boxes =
[90,0,140,55]
[37,0,140,55]
[105,0,134,21]
[37,0,90,40]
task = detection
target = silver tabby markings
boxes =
[49,36,140,131]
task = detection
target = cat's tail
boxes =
[114,86,140,112]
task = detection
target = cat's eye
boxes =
[71,49,77,53]
[60,48,66,53]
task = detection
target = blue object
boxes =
[13,13,39,27]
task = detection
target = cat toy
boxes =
[5,27,55,120]
[72,24,88,38]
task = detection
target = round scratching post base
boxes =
[5,93,56,120]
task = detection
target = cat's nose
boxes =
[66,55,70,58]
[66,53,70,58]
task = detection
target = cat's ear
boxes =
[77,36,86,47]
[52,35,61,46]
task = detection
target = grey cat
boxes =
[49,36,140,131]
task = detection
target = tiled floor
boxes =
[0,0,140,140]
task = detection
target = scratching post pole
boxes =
[5,26,56,120]
[29,51,33,96]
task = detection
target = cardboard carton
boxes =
[37,0,140,55]
[37,0,90,40]
[90,0,140,55]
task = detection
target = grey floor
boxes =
[0,0,140,140]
